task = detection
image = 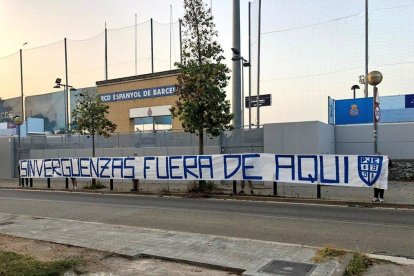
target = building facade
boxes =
[96,70,181,133]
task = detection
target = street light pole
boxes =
[13,116,23,187]
[367,71,383,154]
[231,51,251,129]
[241,60,244,127]
[53,78,76,134]
[351,84,360,99]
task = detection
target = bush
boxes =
[346,253,373,276]
[83,180,106,190]
[161,185,171,195]
[187,181,221,194]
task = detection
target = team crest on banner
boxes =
[358,156,383,186]
[349,104,359,116]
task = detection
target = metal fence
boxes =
[16,127,264,152]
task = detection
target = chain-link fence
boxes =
[249,0,414,125]
[0,20,181,99]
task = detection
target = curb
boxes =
[1,186,413,209]
[332,253,353,276]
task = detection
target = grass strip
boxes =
[0,251,81,276]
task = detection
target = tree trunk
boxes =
[198,127,205,191]
[92,133,96,186]
[92,134,96,157]
[198,127,204,155]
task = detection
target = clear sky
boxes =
[1,0,414,125]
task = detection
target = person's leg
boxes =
[248,180,254,195]
[131,179,138,191]
[379,189,384,202]
[373,188,379,202]
[240,181,245,194]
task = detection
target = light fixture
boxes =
[231,48,240,55]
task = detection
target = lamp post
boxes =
[231,49,251,128]
[351,84,360,99]
[53,78,76,134]
[367,71,383,154]
[13,115,23,186]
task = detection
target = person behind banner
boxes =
[71,178,78,190]
[240,180,254,195]
[17,164,22,187]
[372,159,391,203]
[130,153,139,192]
[131,179,139,192]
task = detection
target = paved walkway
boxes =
[1,178,413,205]
[0,212,341,276]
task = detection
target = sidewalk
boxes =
[0,212,341,276]
[1,178,413,207]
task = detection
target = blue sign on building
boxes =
[99,85,176,103]
[334,97,373,125]
[405,94,414,108]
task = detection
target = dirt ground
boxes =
[0,234,237,276]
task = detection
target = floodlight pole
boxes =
[256,0,262,128]
[135,14,138,75]
[64,38,69,133]
[19,49,24,120]
[364,0,369,97]
[248,1,252,129]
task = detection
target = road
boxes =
[0,189,413,258]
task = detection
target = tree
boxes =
[72,92,117,158]
[171,0,233,156]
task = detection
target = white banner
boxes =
[19,154,389,189]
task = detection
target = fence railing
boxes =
[16,127,264,152]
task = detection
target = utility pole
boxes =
[232,0,241,128]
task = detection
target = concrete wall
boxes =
[335,122,414,159]
[264,121,334,154]
[0,137,14,179]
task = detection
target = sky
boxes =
[1,0,414,125]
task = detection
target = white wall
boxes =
[335,122,414,159]
[264,121,334,154]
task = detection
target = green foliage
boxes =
[0,251,81,276]
[161,185,172,195]
[84,180,106,190]
[346,253,374,276]
[171,0,233,152]
[187,180,221,194]
[71,92,117,137]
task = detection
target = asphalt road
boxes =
[0,189,413,258]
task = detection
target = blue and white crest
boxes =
[358,156,383,186]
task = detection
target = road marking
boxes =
[0,196,413,229]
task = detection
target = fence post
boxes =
[110,179,114,191]
[30,178,33,188]
[317,184,321,199]
[47,178,51,189]
[65,178,69,189]
[273,181,277,196]
[232,180,237,194]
